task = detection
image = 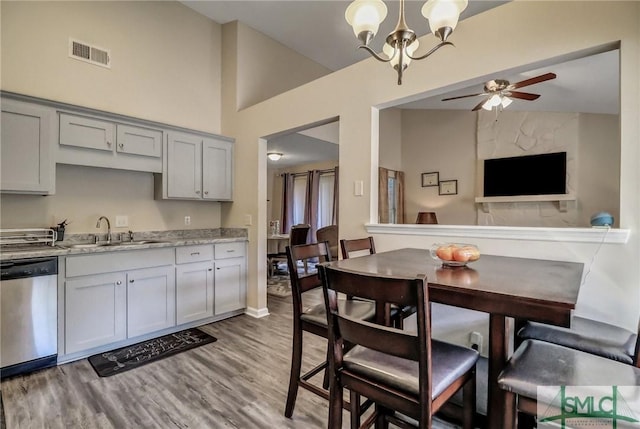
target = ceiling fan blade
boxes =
[509,72,557,90]
[507,91,541,101]
[442,92,487,101]
[472,98,488,111]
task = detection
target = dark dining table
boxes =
[325,248,584,428]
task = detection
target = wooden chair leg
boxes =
[502,391,517,429]
[374,405,389,429]
[350,391,361,429]
[284,324,303,417]
[462,372,476,429]
[328,379,343,429]
[322,346,330,390]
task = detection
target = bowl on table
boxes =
[430,243,480,267]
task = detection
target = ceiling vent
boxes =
[69,38,111,68]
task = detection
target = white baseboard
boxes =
[245,306,270,318]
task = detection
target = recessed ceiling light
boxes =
[267,152,283,161]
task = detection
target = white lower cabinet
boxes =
[65,272,127,354]
[126,266,175,338]
[176,261,214,324]
[61,242,245,360]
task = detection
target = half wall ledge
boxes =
[365,223,630,244]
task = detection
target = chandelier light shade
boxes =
[345,0,468,85]
[267,152,283,161]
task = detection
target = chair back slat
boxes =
[340,237,376,260]
[337,315,421,361]
[322,267,418,307]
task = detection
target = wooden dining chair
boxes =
[498,339,640,429]
[316,225,338,260]
[340,236,376,260]
[319,264,479,429]
[284,242,376,418]
[518,316,640,366]
[341,236,416,328]
[268,223,310,277]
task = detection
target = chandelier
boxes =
[345,0,468,85]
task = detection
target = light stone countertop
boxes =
[0,228,248,260]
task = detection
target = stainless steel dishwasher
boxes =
[1,256,58,379]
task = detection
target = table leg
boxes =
[487,314,512,429]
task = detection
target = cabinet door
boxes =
[1,99,54,194]
[65,272,127,354]
[202,138,233,200]
[116,124,162,158]
[59,113,115,152]
[214,258,246,315]
[176,261,214,324]
[166,132,202,199]
[127,266,175,338]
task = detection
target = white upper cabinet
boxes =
[160,131,233,201]
[58,112,163,173]
[1,98,55,194]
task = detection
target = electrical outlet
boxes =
[184,216,191,226]
[115,215,128,227]
[244,214,252,226]
[469,331,483,353]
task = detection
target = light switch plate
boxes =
[115,215,128,227]
[354,180,364,196]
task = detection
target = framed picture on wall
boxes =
[439,179,458,195]
[421,172,439,187]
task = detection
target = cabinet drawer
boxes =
[66,248,174,277]
[116,124,162,158]
[176,245,213,264]
[60,113,114,152]
[215,242,245,260]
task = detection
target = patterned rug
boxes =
[88,328,217,377]
[267,273,291,297]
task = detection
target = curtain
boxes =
[332,166,339,225]
[281,173,295,233]
[397,170,406,224]
[305,170,321,239]
[378,167,390,223]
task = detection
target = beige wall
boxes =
[379,108,402,172]
[235,22,331,110]
[223,1,639,329]
[401,109,478,225]
[1,1,222,134]
[0,165,221,233]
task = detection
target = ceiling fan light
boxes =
[422,0,468,35]
[501,96,513,108]
[267,152,283,161]
[345,0,388,42]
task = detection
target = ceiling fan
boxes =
[442,72,557,111]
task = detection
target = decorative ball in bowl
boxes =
[430,243,480,267]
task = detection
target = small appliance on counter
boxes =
[0,228,58,379]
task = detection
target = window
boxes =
[292,175,307,225]
[317,172,335,228]
[388,175,397,224]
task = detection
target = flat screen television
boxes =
[483,152,567,197]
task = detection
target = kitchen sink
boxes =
[68,243,117,249]
[117,240,170,245]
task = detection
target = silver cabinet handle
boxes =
[216,267,220,270]
[129,279,134,283]
[195,190,201,195]
[107,141,112,146]
[116,281,122,285]
[204,191,209,195]
[118,143,124,149]
[226,250,235,253]
[208,268,213,272]
[191,252,200,256]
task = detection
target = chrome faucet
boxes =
[96,216,112,244]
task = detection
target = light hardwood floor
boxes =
[0,291,462,429]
